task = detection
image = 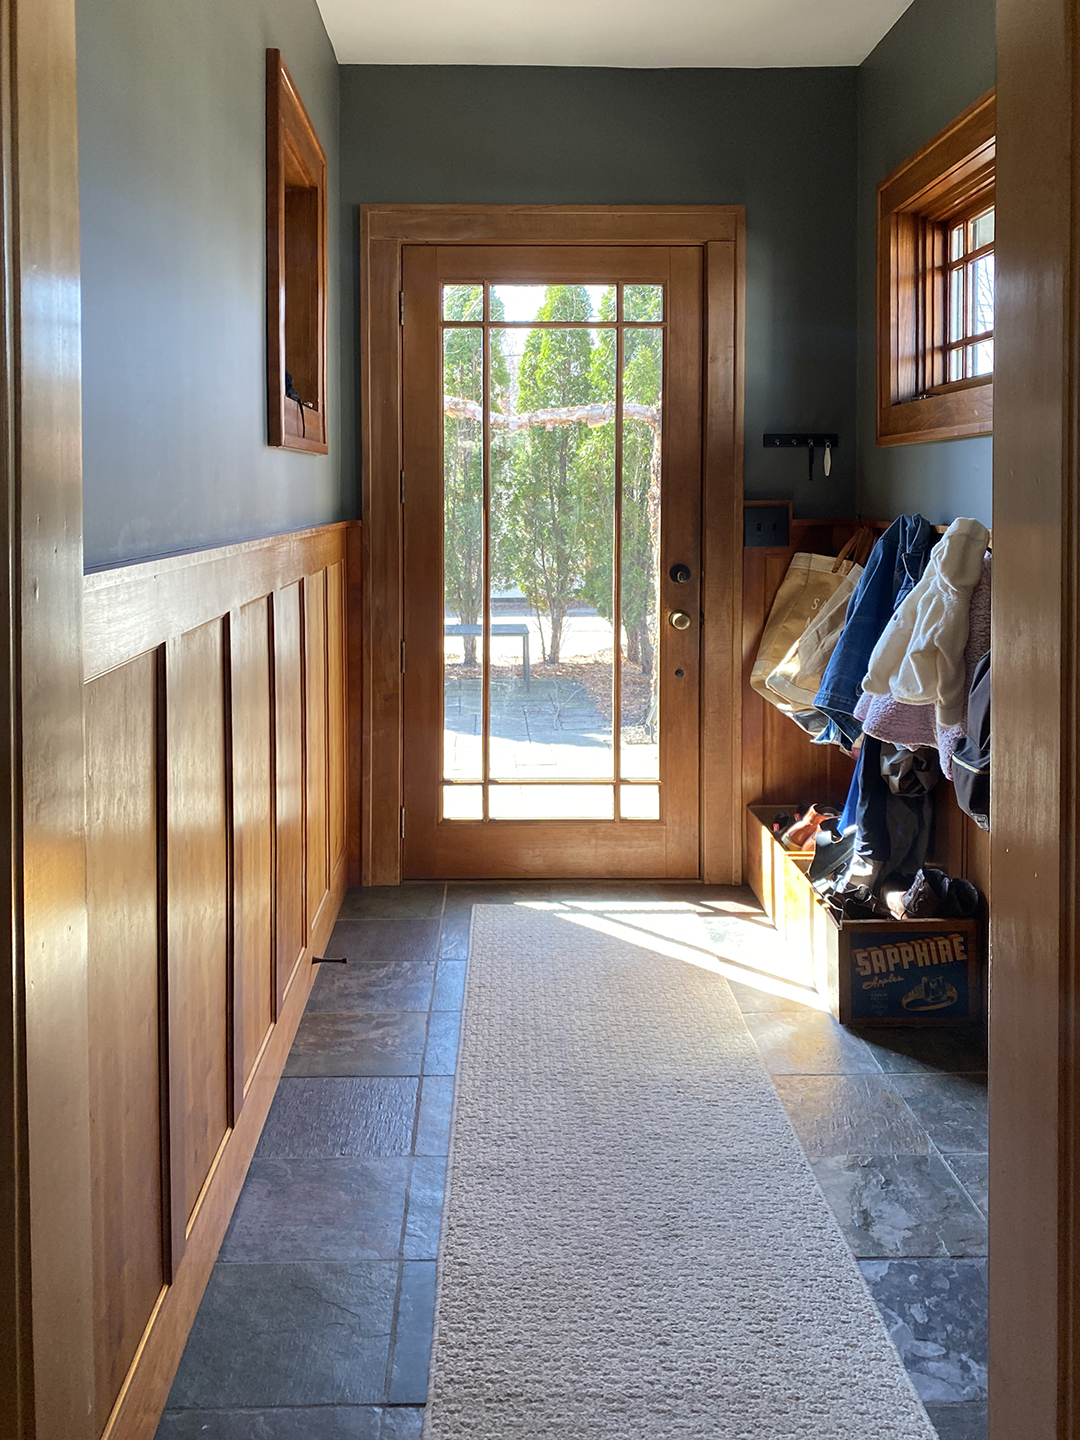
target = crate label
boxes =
[848,929,971,1020]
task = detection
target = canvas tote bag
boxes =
[766,559,864,711]
[750,529,875,717]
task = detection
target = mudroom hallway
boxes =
[157,884,987,1440]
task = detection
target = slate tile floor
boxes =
[157,883,987,1440]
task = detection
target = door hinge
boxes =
[399,291,405,325]
[400,639,406,673]
[399,806,406,839]
[400,468,405,504]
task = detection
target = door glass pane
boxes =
[620,327,662,783]
[620,784,660,820]
[442,317,484,782]
[488,785,615,820]
[488,294,616,784]
[442,785,483,820]
[442,284,483,321]
[623,285,663,322]
[491,283,609,324]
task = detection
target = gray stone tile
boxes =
[654,883,761,913]
[337,887,444,920]
[380,1410,425,1439]
[893,1073,989,1155]
[857,1027,988,1075]
[404,1157,446,1260]
[432,961,466,1011]
[811,1154,987,1259]
[285,1013,429,1078]
[423,1011,461,1075]
[860,1257,988,1404]
[326,920,441,964]
[438,908,472,960]
[167,1262,397,1407]
[220,1158,409,1263]
[309,961,436,1015]
[257,1079,418,1160]
[744,1011,882,1075]
[924,1401,988,1440]
[944,1153,989,1219]
[726,978,825,1017]
[773,1075,931,1157]
[156,1407,383,1438]
[388,1262,436,1405]
[415,1077,454,1157]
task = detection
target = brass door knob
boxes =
[669,610,692,631]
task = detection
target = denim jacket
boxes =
[813,514,935,745]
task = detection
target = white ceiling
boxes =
[317,0,915,68]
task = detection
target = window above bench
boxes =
[878,90,996,447]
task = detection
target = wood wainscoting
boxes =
[82,522,355,1440]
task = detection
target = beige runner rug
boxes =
[424,902,937,1439]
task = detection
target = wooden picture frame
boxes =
[877,90,996,446]
[266,49,328,454]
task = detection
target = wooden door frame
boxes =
[0,0,96,1435]
[359,204,745,885]
[991,2,1080,1436]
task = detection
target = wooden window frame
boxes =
[266,49,328,455]
[877,90,996,446]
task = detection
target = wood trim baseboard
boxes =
[83,522,354,682]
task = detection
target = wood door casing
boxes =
[401,243,704,879]
[361,206,744,886]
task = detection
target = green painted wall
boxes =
[856,0,997,525]
[77,0,344,568]
[339,65,859,519]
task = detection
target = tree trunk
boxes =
[548,607,565,664]
[627,625,640,667]
[635,618,654,681]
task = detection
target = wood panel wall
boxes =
[81,523,354,1440]
[742,519,990,898]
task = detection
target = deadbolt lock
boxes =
[669,563,692,584]
[669,610,692,631]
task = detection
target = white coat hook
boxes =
[823,440,832,477]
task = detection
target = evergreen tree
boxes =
[442,286,508,664]
[496,286,595,664]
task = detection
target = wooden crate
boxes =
[746,805,983,1026]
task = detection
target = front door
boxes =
[401,244,704,878]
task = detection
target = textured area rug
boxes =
[423,902,938,1439]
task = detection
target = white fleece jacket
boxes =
[861,517,990,727]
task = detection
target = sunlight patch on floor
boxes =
[509,897,829,1011]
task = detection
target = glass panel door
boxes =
[440,282,664,824]
[403,244,702,879]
